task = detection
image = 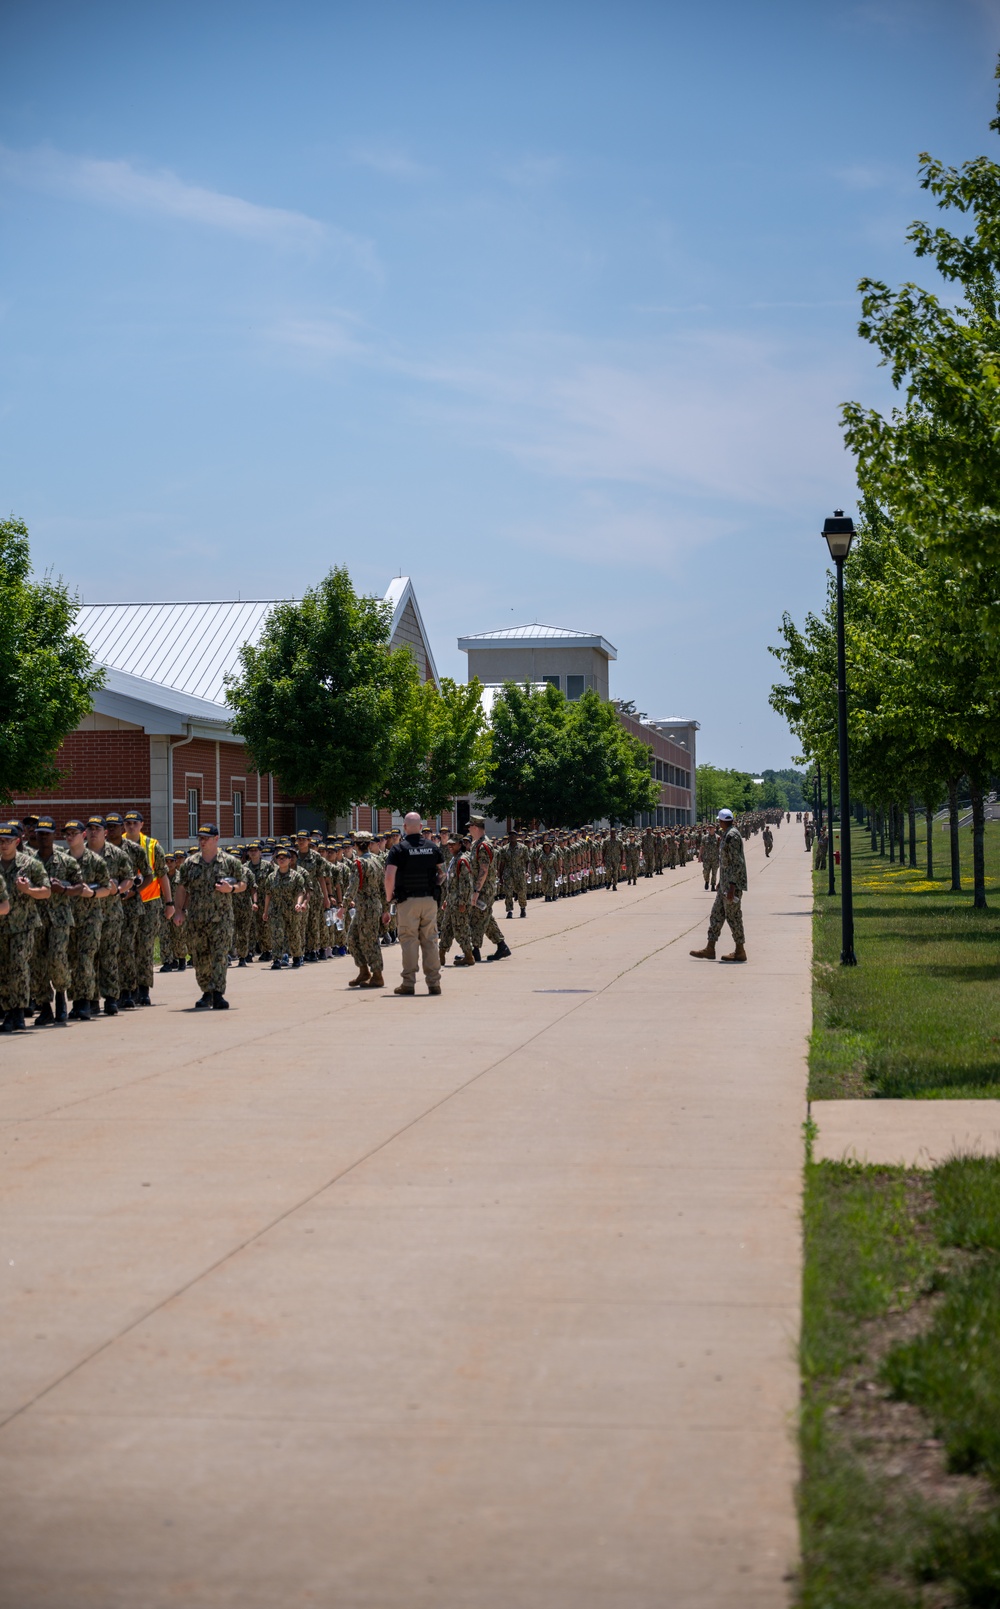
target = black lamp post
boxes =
[822,510,857,965]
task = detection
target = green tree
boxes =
[842,61,1000,568]
[0,518,103,807]
[225,567,418,820]
[383,676,492,818]
[483,683,658,826]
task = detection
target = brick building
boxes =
[12,578,443,846]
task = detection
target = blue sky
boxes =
[3,0,999,767]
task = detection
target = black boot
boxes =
[90,998,100,1015]
[520,909,527,917]
[212,990,229,1010]
[54,991,68,1025]
[305,950,318,963]
[69,1000,92,1022]
[0,1011,14,1034]
[194,992,213,1009]
[291,956,302,969]
[8,1008,27,1032]
[136,986,152,1007]
[33,1002,55,1028]
[259,951,272,963]
[238,957,247,967]
[487,940,512,962]
[159,959,175,973]
[120,991,136,1010]
[177,958,187,972]
[472,947,482,963]
[103,997,119,1017]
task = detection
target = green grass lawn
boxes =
[810,820,1000,1099]
[799,1157,1000,1608]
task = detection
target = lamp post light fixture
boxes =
[822,509,857,965]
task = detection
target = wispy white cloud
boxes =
[350,142,433,181]
[267,315,864,516]
[0,144,378,270]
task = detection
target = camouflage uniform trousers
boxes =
[602,850,620,889]
[625,849,640,883]
[306,889,325,953]
[1,926,39,1010]
[502,871,528,915]
[97,897,124,998]
[233,893,254,960]
[69,907,104,1004]
[701,848,719,890]
[186,910,234,994]
[348,898,383,974]
[470,896,504,950]
[119,897,141,993]
[170,912,190,963]
[133,899,159,988]
[707,888,745,947]
[30,908,74,1004]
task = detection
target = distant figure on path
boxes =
[690,809,748,963]
[762,824,773,858]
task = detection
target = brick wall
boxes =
[13,730,150,816]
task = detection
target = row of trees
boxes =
[695,765,804,819]
[769,63,1000,909]
[0,532,659,830]
[225,567,660,826]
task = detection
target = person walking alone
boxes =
[690,809,748,963]
[383,813,445,996]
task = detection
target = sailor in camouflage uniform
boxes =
[263,848,309,970]
[61,819,113,1019]
[341,832,386,988]
[440,833,476,967]
[88,816,135,1012]
[29,816,84,1027]
[172,824,246,1008]
[500,831,529,920]
[467,816,510,962]
[0,821,42,1032]
[691,809,748,963]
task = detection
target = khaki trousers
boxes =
[397,897,441,987]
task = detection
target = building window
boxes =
[542,675,561,691]
[566,675,585,701]
[187,787,199,838]
[233,790,243,838]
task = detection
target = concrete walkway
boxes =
[0,828,811,1609]
[813,1100,1000,1168]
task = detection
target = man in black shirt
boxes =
[383,813,446,996]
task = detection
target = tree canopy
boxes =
[382,676,491,818]
[225,567,418,820]
[483,683,659,826]
[0,518,104,807]
[842,61,1000,569]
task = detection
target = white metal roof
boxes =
[458,622,617,659]
[77,580,437,708]
[77,600,285,707]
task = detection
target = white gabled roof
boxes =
[76,579,438,714]
[383,576,440,686]
[458,622,617,659]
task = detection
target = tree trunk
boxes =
[870,809,877,851]
[898,804,906,863]
[925,801,934,881]
[971,778,987,910]
[879,809,885,857]
[908,797,917,867]
[889,803,896,863]
[949,778,962,892]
